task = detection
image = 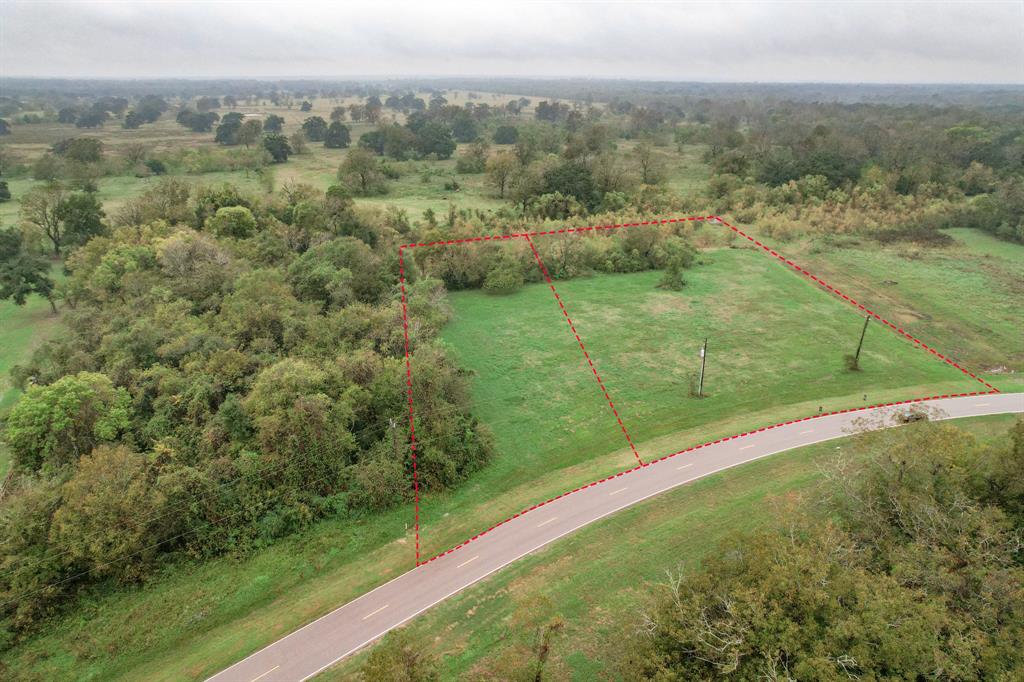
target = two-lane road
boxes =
[210,392,1024,682]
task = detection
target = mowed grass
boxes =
[427,245,978,555]
[323,413,1021,680]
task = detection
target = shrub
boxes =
[144,158,167,175]
[482,260,524,295]
[206,205,258,239]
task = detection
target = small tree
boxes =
[456,139,490,174]
[288,130,308,155]
[415,121,457,159]
[206,205,258,238]
[20,185,66,256]
[657,236,696,291]
[485,151,519,198]
[493,125,519,145]
[215,112,244,145]
[263,114,285,133]
[301,116,328,142]
[634,141,665,185]
[263,133,292,163]
[57,191,107,249]
[299,100,313,112]
[338,148,386,196]
[0,230,57,313]
[324,121,351,149]
[4,371,131,471]
[236,118,263,148]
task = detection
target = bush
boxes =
[873,225,954,246]
[144,158,167,175]
[205,205,258,238]
[482,261,524,295]
[493,125,519,145]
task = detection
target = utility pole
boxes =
[853,315,870,366]
[698,338,707,398]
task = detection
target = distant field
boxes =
[323,413,1021,680]
[0,91,559,225]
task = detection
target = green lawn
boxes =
[322,413,1021,680]
[427,246,978,555]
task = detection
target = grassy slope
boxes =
[322,413,1021,680]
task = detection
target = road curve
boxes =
[209,393,1023,682]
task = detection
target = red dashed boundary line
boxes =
[713,216,998,392]
[397,249,421,563]
[398,215,999,566]
[525,234,644,465]
[420,389,991,565]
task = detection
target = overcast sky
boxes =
[1,1,1022,83]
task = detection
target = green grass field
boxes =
[322,413,1021,680]
[425,244,979,554]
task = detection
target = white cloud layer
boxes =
[1,0,1022,83]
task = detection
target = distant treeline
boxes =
[3,77,1023,107]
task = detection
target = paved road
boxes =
[209,393,1023,682]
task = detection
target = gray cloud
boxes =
[1,1,1021,83]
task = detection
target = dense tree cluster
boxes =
[620,420,1024,679]
[47,95,167,130]
[176,108,220,133]
[411,221,702,293]
[0,180,492,638]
